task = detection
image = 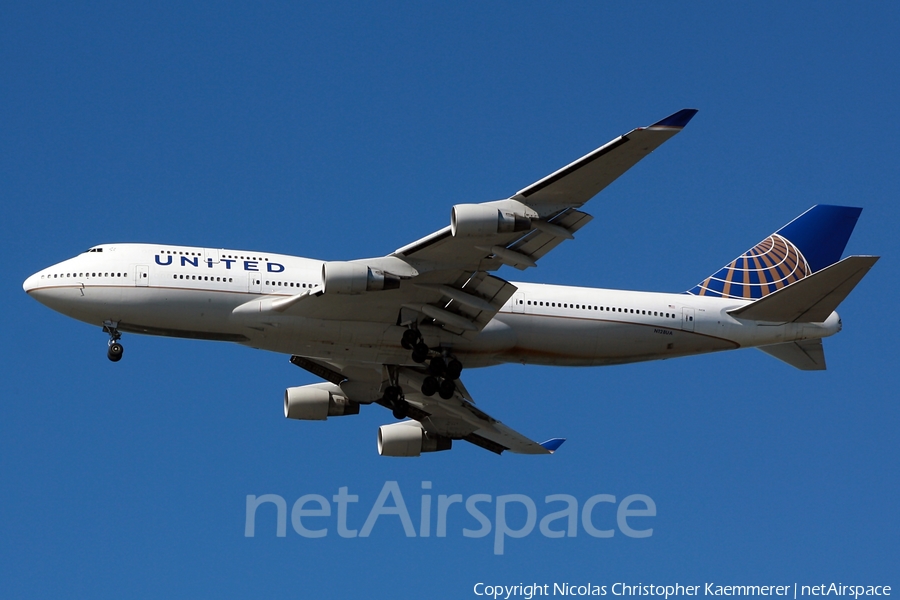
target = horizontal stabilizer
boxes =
[759,339,826,370]
[728,255,878,323]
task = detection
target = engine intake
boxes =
[451,203,532,238]
[377,420,452,457]
[321,262,401,294]
[284,384,360,420]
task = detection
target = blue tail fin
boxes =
[687,205,862,300]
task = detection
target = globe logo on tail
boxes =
[689,234,810,300]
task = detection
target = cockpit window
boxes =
[85,248,104,253]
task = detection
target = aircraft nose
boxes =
[23,271,42,293]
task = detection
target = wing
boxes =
[394,366,563,454]
[290,355,564,455]
[392,108,698,271]
[246,109,697,337]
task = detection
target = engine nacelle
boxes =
[321,262,401,294]
[377,420,452,457]
[450,203,532,238]
[284,384,360,421]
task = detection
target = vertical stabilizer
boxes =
[687,205,862,300]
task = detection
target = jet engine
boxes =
[377,420,452,457]
[284,383,360,421]
[450,203,532,238]
[321,262,401,294]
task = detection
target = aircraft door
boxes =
[136,265,149,287]
[512,292,525,314]
[205,248,220,265]
[682,307,695,332]
[248,274,261,293]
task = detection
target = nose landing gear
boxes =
[103,321,124,362]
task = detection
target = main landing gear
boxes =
[402,328,463,400]
[383,385,409,420]
[103,321,124,362]
[383,327,468,418]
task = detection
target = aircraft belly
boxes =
[239,318,392,363]
[119,288,244,333]
[31,285,250,336]
[495,313,737,367]
[494,313,601,366]
[592,323,737,365]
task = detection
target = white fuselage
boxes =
[23,243,842,369]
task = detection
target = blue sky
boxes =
[2,2,898,597]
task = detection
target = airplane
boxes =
[23,109,879,458]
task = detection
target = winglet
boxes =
[650,108,698,129]
[539,438,566,453]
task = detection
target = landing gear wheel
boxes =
[411,342,429,363]
[401,329,419,350]
[421,376,439,397]
[428,356,446,377]
[383,385,402,405]
[438,378,456,399]
[392,402,409,420]
[103,321,124,363]
[107,342,124,362]
[445,359,462,381]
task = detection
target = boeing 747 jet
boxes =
[23,109,878,457]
